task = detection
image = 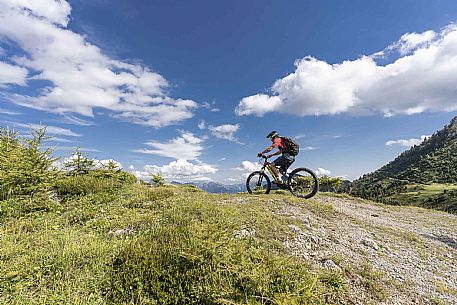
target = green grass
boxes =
[402,183,457,196]
[1,182,354,304]
[375,182,457,213]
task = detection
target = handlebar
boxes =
[258,154,270,163]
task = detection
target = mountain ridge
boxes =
[348,116,457,212]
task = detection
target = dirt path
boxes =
[280,194,457,305]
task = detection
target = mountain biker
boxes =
[258,131,298,184]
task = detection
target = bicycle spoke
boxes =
[288,168,318,198]
[246,171,271,194]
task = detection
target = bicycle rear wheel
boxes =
[288,168,319,198]
[246,171,271,194]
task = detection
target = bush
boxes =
[55,170,136,196]
[0,193,60,220]
[89,169,137,184]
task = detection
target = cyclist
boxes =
[258,131,298,184]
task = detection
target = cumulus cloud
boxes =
[0,0,197,127]
[235,160,261,172]
[208,124,240,142]
[385,135,430,147]
[133,131,205,160]
[236,24,457,118]
[198,121,241,142]
[131,159,217,182]
[315,167,331,177]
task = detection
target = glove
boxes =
[257,153,263,157]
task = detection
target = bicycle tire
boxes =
[246,171,271,194]
[287,167,319,198]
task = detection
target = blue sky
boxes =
[1,0,457,183]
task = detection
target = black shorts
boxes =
[273,153,295,171]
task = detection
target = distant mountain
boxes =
[171,181,246,194]
[348,116,457,212]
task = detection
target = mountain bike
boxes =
[246,155,319,198]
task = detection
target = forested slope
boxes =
[349,116,457,212]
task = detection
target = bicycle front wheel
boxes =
[288,168,319,198]
[246,171,271,194]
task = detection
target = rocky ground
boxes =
[273,194,457,305]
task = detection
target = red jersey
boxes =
[272,137,287,153]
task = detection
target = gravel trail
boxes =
[281,194,457,305]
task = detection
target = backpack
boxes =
[281,136,299,156]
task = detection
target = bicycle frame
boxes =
[259,156,282,183]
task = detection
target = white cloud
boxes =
[302,146,317,151]
[199,121,241,143]
[201,101,219,112]
[133,131,204,160]
[49,136,75,143]
[0,108,21,115]
[208,123,240,142]
[54,115,93,126]
[131,159,217,182]
[9,122,81,137]
[236,94,282,116]
[236,24,457,118]
[235,160,261,172]
[0,0,197,127]
[388,30,437,55]
[385,135,430,147]
[198,120,206,130]
[0,61,28,85]
[315,167,331,177]
[2,0,72,26]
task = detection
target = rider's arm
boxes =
[267,150,282,158]
[259,145,274,155]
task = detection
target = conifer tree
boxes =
[64,148,95,175]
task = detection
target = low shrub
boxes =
[0,193,60,220]
[55,170,136,196]
[55,175,117,196]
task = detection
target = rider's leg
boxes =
[272,154,294,183]
[270,161,281,179]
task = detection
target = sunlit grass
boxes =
[1,183,351,304]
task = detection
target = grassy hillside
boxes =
[1,182,347,304]
[349,116,457,212]
[2,183,456,304]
